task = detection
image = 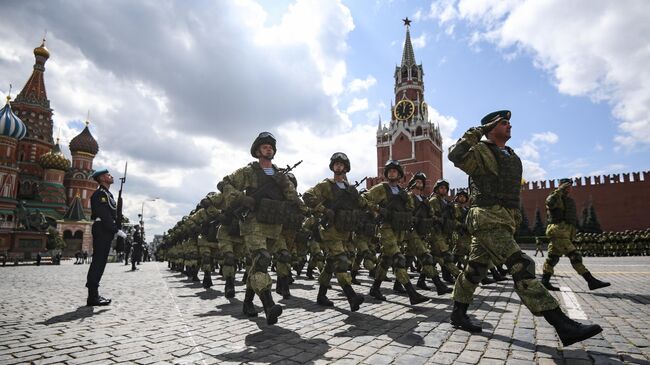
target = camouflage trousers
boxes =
[453,232,471,267]
[217,224,246,279]
[268,232,292,279]
[197,237,219,273]
[351,235,377,272]
[453,226,559,315]
[318,227,353,286]
[406,234,439,278]
[544,223,587,275]
[431,233,461,277]
[375,226,410,284]
[240,218,282,294]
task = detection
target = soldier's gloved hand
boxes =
[240,196,256,209]
[325,209,336,222]
[479,118,502,136]
[116,230,127,239]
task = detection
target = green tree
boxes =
[532,208,546,237]
[583,202,603,234]
[46,228,66,251]
[516,204,532,237]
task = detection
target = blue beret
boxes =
[481,110,511,125]
[91,169,109,180]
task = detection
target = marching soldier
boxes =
[452,191,471,269]
[86,169,126,306]
[132,225,143,271]
[542,179,610,291]
[302,152,366,312]
[447,110,602,346]
[406,172,453,295]
[363,160,429,305]
[428,179,462,283]
[220,132,304,325]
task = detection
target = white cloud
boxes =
[347,75,377,93]
[0,0,357,236]
[412,33,427,49]
[516,131,558,180]
[346,97,369,114]
[426,0,650,150]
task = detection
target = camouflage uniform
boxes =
[448,119,558,317]
[542,182,610,291]
[428,190,462,281]
[303,170,367,311]
[363,165,429,305]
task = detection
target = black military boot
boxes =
[542,307,603,346]
[404,281,429,305]
[242,288,258,317]
[191,268,200,282]
[542,273,561,291]
[497,265,509,277]
[342,284,364,312]
[481,276,496,285]
[241,270,248,284]
[259,290,282,325]
[491,267,507,282]
[393,280,406,293]
[432,275,453,295]
[416,273,429,290]
[368,267,376,278]
[441,267,455,284]
[450,301,481,333]
[351,270,361,285]
[277,276,291,299]
[86,288,111,307]
[202,271,213,289]
[582,272,611,290]
[224,276,236,298]
[369,279,386,301]
[316,285,334,307]
[306,266,315,280]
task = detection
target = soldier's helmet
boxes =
[407,171,427,189]
[250,131,277,158]
[384,160,404,178]
[286,172,298,188]
[433,179,450,193]
[329,152,351,173]
[454,190,469,201]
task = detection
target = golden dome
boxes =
[34,39,50,59]
[39,140,70,171]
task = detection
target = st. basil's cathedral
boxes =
[0,40,97,259]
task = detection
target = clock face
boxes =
[420,102,428,117]
[395,100,415,120]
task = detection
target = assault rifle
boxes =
[233,160,303,221]
[115,162,127,255]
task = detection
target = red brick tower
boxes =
[369,18,443,195]
[10,39,55,200]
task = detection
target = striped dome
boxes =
[0,98,27,140]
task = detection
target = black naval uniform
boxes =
[86,185,118,305]
[132,229,143,271]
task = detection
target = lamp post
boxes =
[140,198,159,239]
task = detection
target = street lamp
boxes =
[140,197,159,237]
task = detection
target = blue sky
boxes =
[0,0,647,235]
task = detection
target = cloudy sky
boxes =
[1,0,648,238]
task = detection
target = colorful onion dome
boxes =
[0,96,27,140]
[69,121,99,155]
[34,39,50,59]
[39,139,71,170]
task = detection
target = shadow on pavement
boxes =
[209,321,330,364]
[589,292,650,305]
[38,306,109,325]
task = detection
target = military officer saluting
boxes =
[448,110,603,346]
[86,169,127,306]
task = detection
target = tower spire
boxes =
[401,17,416,67]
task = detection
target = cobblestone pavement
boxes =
[1,252,649,365]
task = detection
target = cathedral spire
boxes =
[401,17,416,67]
[15,38,50,109]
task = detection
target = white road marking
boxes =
[560,286,587,320]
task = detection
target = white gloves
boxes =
[116,230,127,239]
